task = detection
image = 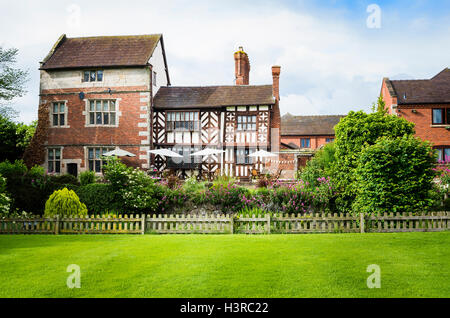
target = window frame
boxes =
[434,146,450,163]
[87,99,117,127]
[87,147,114,173]
[82,70,103,82]
[50,101,68,127]
[152,71,157,86]
[166,111,200,132]
[47,148,61,174]
[236,148,256,165]
[236,115,257,131]
[301,138,311,148]
[432,108,445,125]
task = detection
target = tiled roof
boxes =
[281,114,345,136]
[153,85,275,109]
[41,34,161,70]
[387,68,450,104]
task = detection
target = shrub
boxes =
[0,160,27,179]
[79,170,96,186]
[299,142,336,187]
[257,177,270,188]
[103,156,160,214]
[28,165,45,178]
[0,174,11,217]
[44,188,88,217]
[207,183,250,212]
[333,111,416,212]
[353,136,435,215]
[76,183,121,215]
[49,174,80,186]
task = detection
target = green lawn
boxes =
[0,233,448,298]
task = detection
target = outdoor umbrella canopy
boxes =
[148,149,183,158]
[190,148,225,157]
[249,150,277,158]
[103,148,136,157]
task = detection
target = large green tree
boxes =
[332,111,416,212]
[0,46,28,119]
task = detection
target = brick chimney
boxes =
[234,47,250,85]
[272,66,281,101]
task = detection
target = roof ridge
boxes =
[161,84,273,88]
[67,34,162,40]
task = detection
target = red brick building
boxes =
[381,68,450,162]
[25,34,170,176]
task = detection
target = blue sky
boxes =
[1,0,449,123]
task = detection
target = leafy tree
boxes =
[333,111,415,212]
[371,94,387,114]
[0,115,36,161]
[0,47,28,103]
[353,136,435,215]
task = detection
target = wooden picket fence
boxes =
[0,212,449,235]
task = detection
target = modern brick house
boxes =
[24,34,170,175]
[381,68,450,162]
[279,114,343,172]
[151,47,282,179]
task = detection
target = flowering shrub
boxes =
[269,177,336,214]
[206,182,250,212]
[0,174,11,217]
[103,157,160,213]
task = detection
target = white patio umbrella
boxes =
[190,148,225,157]
[148,149,183,158]
[249,150,277,158]
[103,148,136,157]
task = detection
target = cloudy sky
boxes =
[1,0,449,123]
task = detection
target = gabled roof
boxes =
[281,113,345,136]
[385,68,450,104]
[153,85,275,109]
[40,34,163,70]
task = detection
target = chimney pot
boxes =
[234,47,250,85]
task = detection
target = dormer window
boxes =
[83,70,103,82]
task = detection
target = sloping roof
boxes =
[281,114,345,136]
[386,68,450,104]
[41,34,162,70]
[153,85,275,109]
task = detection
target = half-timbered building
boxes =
[151,48,281,179]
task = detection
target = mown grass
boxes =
[0,233,448,298]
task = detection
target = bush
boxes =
[49,174,80,186]
[103,156,160,213]
[353,136,435,215]
[0,174,11,217]
[77,183,121,215]
[44,188,88,217]
[79,170,96,186]
[333,111,416,212]
[299,142,336,187]
[0,160,27,179]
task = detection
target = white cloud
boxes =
[0,1,449,123]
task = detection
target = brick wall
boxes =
[397,105,450,147]
[35,85,151,173]
[281,135,334,149]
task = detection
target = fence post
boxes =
[266,214,271,234]
[141,214,146,235]
[55,215,60,235]
[230,215,234,234]
[360,213,365,233]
